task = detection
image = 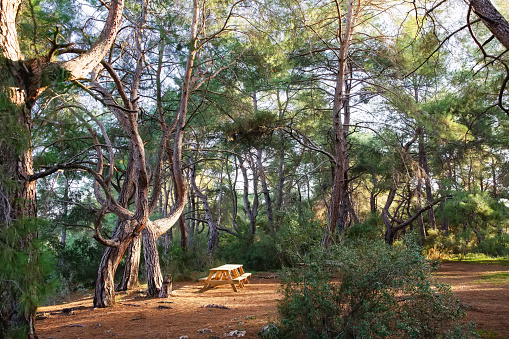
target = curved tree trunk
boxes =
[142,222,163,297]
[257,148,274,237]
[420,133,436,230]
[191,164,219,254]
[239,157,259,237]
[93,220,138,308]
[94,246,127,308]
[116,234,141,291]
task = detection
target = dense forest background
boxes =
[1,0,509,337]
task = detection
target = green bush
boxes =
[159,236,209,281]
[275,237,478,339]
[424,228,509,259]
[275,208,324,266]
[59,236,104,288]
[474,233,509,257]
[346,212,384,240]
[0,218,57,338]
[217,229,280,271]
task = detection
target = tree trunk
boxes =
[116,234,141,291]
[275,90,286,221]
[382,183,399,245]
[0,104,37,335]
[418,129,436,230]
[322,0,359,247]
[227,156,239,233]
[158,274,173,298]
[440,199,449,234]
[188,189,197,246]
[94,220,137,308]
[257,149,274,237]
[240,157,258,236]
[492,160,497,197]
[142,222,163,297]
[470,0,509,49]
[0,0,124,332]
[369,175,379,213]
[416,177,426,244]
[178,214,187,250]
[191,164,219,254]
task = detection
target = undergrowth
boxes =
[267,236,478,339]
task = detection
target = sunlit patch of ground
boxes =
[437,262,509,339]
[36,264,509,339]
[36,274,281,339]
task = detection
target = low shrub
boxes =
[275,237,478,339]
[275,208,324,266]
[346,212,385,240]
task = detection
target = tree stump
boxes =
[158,274,173,298]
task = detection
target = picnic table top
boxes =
[209,264,243,271]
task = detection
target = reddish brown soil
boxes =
[436,262,509,339]
[36,263,509,339]
[36,274,280,339]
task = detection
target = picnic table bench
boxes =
[199,264,251,292]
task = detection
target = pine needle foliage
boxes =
[0,218,56,338]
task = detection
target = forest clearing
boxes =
[34,262,509,339]
[2,0,509,337]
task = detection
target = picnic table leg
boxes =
[200,271,216,291]
[236,269,246,288]
[232,269,246,289]
[226,271,237,292]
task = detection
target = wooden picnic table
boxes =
[199,264,251,292]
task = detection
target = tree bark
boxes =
[470,0,509,49]
[322,1,360,247]
[191,164,219,254]
[240,156,259,236]
[0,0,124,334]
[116,234,141,291]
[93,220,138,308]
[275,90,286,220]
[418,129,436,230]
[257,148,274,237]
[227,156,239,233]
[142,222,163,297]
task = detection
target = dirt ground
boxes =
[436,262,509,339]
[36,262,509,339]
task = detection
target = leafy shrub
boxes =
[424,228,509,259]
[275,237,478,339]
[432,192,509,258]
[346,212,384,240]
[275,208,324,266]
[474,233,509,257]
[159,236,209,281]
[59,236,104,288]
[0,218,57,337]
[217,227,280,271]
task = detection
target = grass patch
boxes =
[477,329,502,339]
[442,253,509,266]
[476,272,509,285]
